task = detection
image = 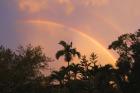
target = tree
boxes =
[56,41,81,67]
[93,64,121,93]
[69,63,83,80]
[0,46,16,93]
[90,52,98,67]
[0,45,51,93]
[49,66,68,87]
[79,53,98,80]
[109,29,140,93]
[80,55,89,71]
[56,41,81,80]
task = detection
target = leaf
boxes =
[58,40,67,48]
[55,50,64,59]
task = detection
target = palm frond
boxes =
[70,48,81,58]
[70,42,73,47]
[56,50,64,59]
[59,41,67,48]
[76,51,81,58]
[70,48,76,54]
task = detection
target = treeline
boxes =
[0,45,52,93]
[0,29,140,93]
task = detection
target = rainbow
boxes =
[22,19,116,64]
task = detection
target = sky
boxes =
[0,0,140,70]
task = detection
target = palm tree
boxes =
[49,66,68,87]
[56,41,81,81]
[56,40,81,70]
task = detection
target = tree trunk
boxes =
[74,73,77,80]
[68,61,70,68]
[68,61,70,80]
[60,80,63,88]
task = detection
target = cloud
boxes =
[58,0,110,7]
[58,0,74,15]
[18,0,109,14]
[80,0,110,7]
[18,0,74,14]
[18,0,48,13]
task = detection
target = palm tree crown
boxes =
[49,66,68,86]
[56,40,81,67]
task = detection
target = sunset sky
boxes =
[0,0,140,69]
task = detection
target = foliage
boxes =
[109,29,140,93]
[56,40,81,66]
[0,45,51,93]
[1,29,140,93]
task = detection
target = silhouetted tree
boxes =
[56,40,81,80]
[93,64,121,93]
[109,29,140,93]
[0,46,16,93]
[80,53,98,80]
[68,63,83,80]
[90,52,98,67]
[49,66,68,87]
[0,45,51,93]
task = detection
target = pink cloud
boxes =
[18,0,48,13]
[18,0,110,14]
